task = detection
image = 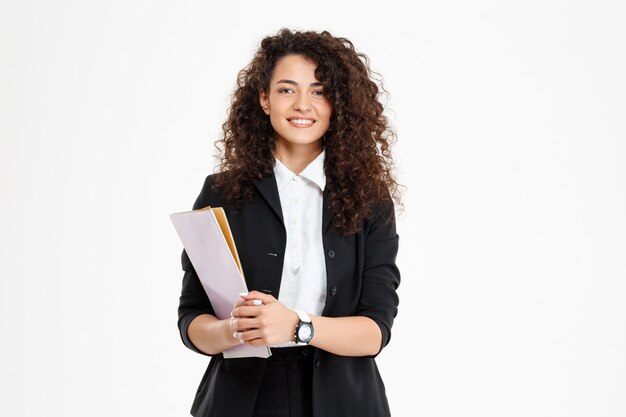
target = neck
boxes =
[274,140,323,174]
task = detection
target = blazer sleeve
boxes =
[355,198,401,356]
[176,175,217,356]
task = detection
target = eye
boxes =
[312,90,325,97]
[278,87,294,94]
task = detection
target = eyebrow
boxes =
[275,79,323,87]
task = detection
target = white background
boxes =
[1,1,625,416]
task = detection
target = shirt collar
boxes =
[273,150,326,192]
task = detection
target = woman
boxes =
[177,28,401,417]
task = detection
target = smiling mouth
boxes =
[288,118,315,126]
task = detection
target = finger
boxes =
[232,331,245,344]
[232,318,258,332]
[237,299,263,307]
[233,305,261,318]
[239,328,264,343]
[230,316,257,332]
[233,300,261,311]
[245,338,268,347]
[240,291,276,304]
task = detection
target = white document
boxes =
[170,206,271,359]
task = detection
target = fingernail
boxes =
[239,292,248,297]
[252,299,262,306]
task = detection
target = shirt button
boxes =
[315,360,321,368]
[327,250,335,259]
[330,286,337,296]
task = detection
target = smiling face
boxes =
[259,54,333,153]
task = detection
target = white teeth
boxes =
[289,118,314,125]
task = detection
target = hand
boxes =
[230,291,299,347]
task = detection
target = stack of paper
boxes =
[170,206,270,359]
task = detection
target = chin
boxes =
[276,132,324,146]
[286,138,323,146]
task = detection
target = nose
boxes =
[293,93,312,112]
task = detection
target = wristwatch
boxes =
[294,310,314,345]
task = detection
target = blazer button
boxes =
[327,250,335,259]
[330,286,337,296]
[315,360,321,368]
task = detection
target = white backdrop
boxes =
[1,1,625,416]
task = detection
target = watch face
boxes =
[298,323,313,342]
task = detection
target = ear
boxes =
[259,90,270,115]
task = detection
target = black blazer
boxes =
[177,172,401,417]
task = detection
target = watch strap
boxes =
[295,309,311,323]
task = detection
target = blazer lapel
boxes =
[255,171,332,233]
[253,173,284,225]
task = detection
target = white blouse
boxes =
[273,150,328,319]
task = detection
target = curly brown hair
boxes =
[212,28,401,235]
